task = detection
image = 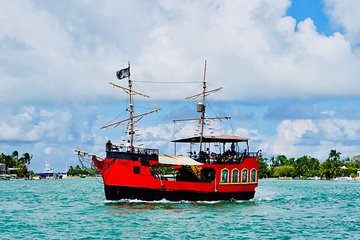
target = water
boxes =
[1,179,359,239]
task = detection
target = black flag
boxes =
[116,67,130,80]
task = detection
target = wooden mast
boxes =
[175,60,228,155]
[127,61,135,153]
[101,62,160,153]
[199,60,207,153]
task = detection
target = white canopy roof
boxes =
[158,154,203,165]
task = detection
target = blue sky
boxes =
[1,0,360,172]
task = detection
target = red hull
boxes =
[93,152,258,201]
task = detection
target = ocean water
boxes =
[1,178,359,239]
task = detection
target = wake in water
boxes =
[104,198,249,204]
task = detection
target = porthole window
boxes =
[221,169,229,183]
[232,169,239,183]
[250,169,257,182]
[133,166,140,174]
[242,169,248,183]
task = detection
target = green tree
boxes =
[294,155,320,177]
[258,156,271,179]
[319,149,342,179]
[271,155,288,167]
[272,165,296,178]
[67,166,74,176]
[0,151,33,178]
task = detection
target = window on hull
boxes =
[133,166,140,174]
[250,169,257,182]
[242,169,248,183]
[201,168,215,182]
[221,169,229,183]
[232,169,239,183]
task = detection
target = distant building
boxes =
[0,163,5,171]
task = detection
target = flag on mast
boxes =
[116,67,130,80]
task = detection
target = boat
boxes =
[38,161,62,179]
[77,61,259,201]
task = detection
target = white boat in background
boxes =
[334,176,353,181]
[307,176,321,180]
[38,161,62,179]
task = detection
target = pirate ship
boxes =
[77,61,259,201]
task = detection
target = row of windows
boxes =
[221,168,257,183]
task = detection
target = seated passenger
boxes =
[210,153,217,164]
[228,155,235,163]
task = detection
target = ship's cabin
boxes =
[148,136,260,183]
[171,135,258,164]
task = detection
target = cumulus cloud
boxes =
[261,119,318,156]
[1,0,360,104]
[324,0,360,46]
[260,118,360,160]
[2,0,360,170]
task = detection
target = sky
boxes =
[1,0,360,172]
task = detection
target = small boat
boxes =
[77,61,259,201]
[334,176,353,181]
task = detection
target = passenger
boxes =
[210,153,217,164]
[193,151,198,160]
[199,151,206,163]
[125,140,131,152]
[106,140,112,152]
[206,148,210,156]
[228,155,235,163]
[231,142,235,153]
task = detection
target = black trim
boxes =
[104,185,255,201]
[106,151,158,162]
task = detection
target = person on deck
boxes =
[125,140,131,152]
[106,140,112,152]
[230,142,235,153]
[193,151,198,160]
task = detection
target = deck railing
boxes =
[107,144,159,156]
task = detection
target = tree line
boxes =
[0,151,98,178]
[2,149,360,179]
[66,165,99,176]
[0,151,32,178]
[258,149,360,179]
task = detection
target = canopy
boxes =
[172,135,249,143]
[158,154,203,165]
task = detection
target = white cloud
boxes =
[2,0,360,170]
[1,0,360,104]
[261,119,318,156]
[325,0,360,46]
[260,118,360,160]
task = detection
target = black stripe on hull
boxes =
[104,185,255,201]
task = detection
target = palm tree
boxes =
[328,149,341,162]
[320,149,342,179]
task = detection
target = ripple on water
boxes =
[1,178,360,239]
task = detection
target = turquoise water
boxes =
[1,179,359,239]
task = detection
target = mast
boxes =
[127,61,135,153]
[176,60,228,155]
[199,60,207,153]
[101,62,160,153]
